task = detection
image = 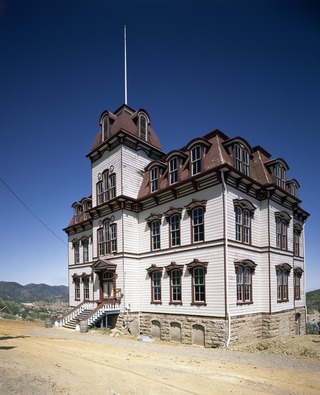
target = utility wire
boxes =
[0,176,68,247]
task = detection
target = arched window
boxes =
[82,239,89,262]
[102,114,109,141]
[235,260,256,304]
[275,212,291,250]
[139,114,147,140]
[96,170,116,204]
[169,157,178,184]
[165,262,183,304]
[294,268,303,300]
[234,199,255,244]
[191,145,201,175]
[187,259,208,305]
[151,220,161,250]
[74,276,80,300]
[275,163,286,189]
[73,241,80,264]
[150,167,158,193]
[97,220,117,256]
[235,143,250,176]
[170,214,181,247]
[276,263,291,302]
[186,200,207,244]
[146,265,162,304]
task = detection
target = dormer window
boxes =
[191,145,201,175]
[102,114,109,141]
[288,179,300,198]
[235,144,249,176]
[275,163,286,189]
[139,114,147,140]
[83,201,91,220]
[74,205,80,224]
[169,157,178,185]
[151,167,158,193]
[290,182,297,197]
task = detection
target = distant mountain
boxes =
[0,281,68,303]
[307,289,320,312]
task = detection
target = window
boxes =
[235,206,250,243]
[74,205,79,224]
[186,200,206,244]
[275,163,286,189]
[139,114,147,140]
[74,277,80,300]
[236,265,253,303]
[98,221,117,256]
[102,114,109,141]
[152,271,161,303]
[110,224,117,252]
[103,170,109,202]
[151,220,161,250]
[193,267,205,303]
[294,225,302,256]
[192,207,204,243]
[83,201,90,220]
[97,170,116,204]
[74,242,80,264]
[235,144,249,176]
[290,182,298,197]
[170,269,182,303]
[83,277,90,300]
[191,146,201,176]
[187,259,207,305]
[294,269,302,300]
[277,268,289,302]
[170,214,181,247]
[276,217,288,250]
[150,167,158,193]
[83,239,89,262]
[276,264,291,302]
[97,181,104,205]
[109,174,116,199]
[169,157,178,185]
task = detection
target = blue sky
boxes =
[0,0,319,291]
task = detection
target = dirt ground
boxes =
[0,319,320,395]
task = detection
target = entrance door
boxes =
[102,271,114,299]
[103,281,114,299]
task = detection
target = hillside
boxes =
[0,281,68,303]
[307,289,320,312]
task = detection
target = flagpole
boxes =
[124,25,127,105]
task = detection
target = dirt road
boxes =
[0,319,319,394]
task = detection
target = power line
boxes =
[0,176,68,247]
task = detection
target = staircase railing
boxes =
[85,299,121,327]
[55,300,98,327]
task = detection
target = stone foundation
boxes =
[115,307,306,348]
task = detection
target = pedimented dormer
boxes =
[223,136,252,176]
[265,158,289,190]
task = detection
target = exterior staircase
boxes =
[62,309,93,329]
[55,300,121,330]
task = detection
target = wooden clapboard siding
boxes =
[122,210,140,254]
[122,146,151,199]
[138,246,226,317]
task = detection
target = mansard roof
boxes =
[88,104,162,156]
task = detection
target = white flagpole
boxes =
[124,25,127,105]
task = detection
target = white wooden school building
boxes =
[63,103,309,346]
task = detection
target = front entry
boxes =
[102,271,115,300]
